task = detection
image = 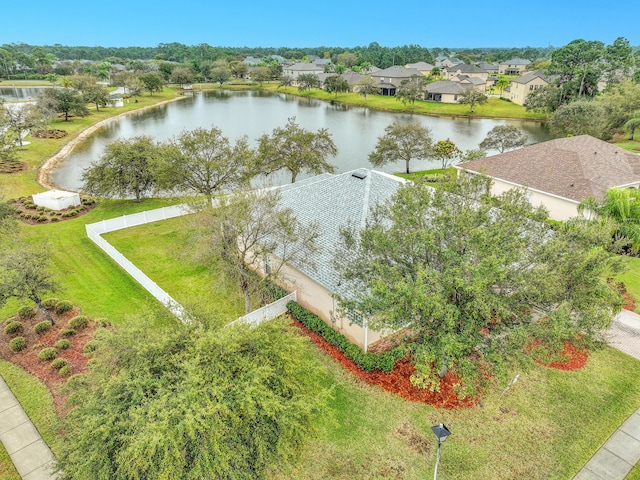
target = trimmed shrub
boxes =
[50,217,60,222]
[4,321,23,335]
[43,298,59,310]
[36,215,48,222]
[9,337,27,352]
[83,340,99,355]
[34,321,52,335]
[68,315,88,330]
[59,365,70,377]
[55,339,71,350]
[39,347,57,361]
[51,358,68,370]
[60,329,76,337]
[18,306,35,319]
[55,300,74,314]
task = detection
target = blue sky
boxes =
[1,0,636,49]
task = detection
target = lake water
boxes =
[0,86,48,102]
[47,89,552,190]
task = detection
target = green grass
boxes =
[613,138,640,153]
[274,344,640,479]
[103,214,246,322]
[395,167,457,187]
[616,256,640,313]
[264,85,548,120]
[0,360,58,480]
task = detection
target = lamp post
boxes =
[431,423,451,480]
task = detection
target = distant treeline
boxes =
[1,41,556,68]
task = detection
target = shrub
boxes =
[37,206,45,211]
[18,306,35,319]
[50,217,59,222]
[34,321,52,335]
[9,337,27,352]
[59,365,70,376]
[68,315,88,329]
[37,215,48,222]
[60,329,76,337]
[39,347,57,361]
[43,298,60,310]
[55,339,71,350]
[51,358,68,370]
[55,300,74,314]
[4,321,23,335]
[83,340,99,355]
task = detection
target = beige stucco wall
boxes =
[509,78,549,106]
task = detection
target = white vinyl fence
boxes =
[85,203,293,327]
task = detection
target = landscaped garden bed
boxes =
[11,195,96,224]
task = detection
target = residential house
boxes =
[477,62,499,75]
[243,56,262,66]
[444,63,488,82]
[425,80,468,103]
[498,58,531,75]
[282,62,324,80]
[406,62,435,76]
[436,56,464,68]
[455,135,640,220]
[268,169,407,350]
[457,76,487,91]
[508,70,556,106]
[370,66,425,96]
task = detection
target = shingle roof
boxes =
[511,69,557,84]
[447,63,485,74]
[371,66,424,79]
[501,58,531,65]
[273,169,406,297]
[284,62,324,72]
[406,62,435,70]
[425,80,467,94]
[458,135,640,202]
[460,77,486,86]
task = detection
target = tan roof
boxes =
[458,135,640,202]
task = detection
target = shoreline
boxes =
[37,95,186,191]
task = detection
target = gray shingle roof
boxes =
[425,80,467,94]
[274,169,406,297]
[371,66,424,79]
[447,63,485,74]
[284,63,324,72]
[406,62,435,70]
[511,69,557,84]
[500,58,531,65]
[458,135,640,202]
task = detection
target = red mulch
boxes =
[12,196,96,225]
[528,339,589,371]
[290,317,479,409]
[622,292,636,311]
[0,307,99,414]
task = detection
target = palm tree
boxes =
[579,188,640,253]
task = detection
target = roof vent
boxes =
[352,171,367,180]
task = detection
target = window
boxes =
[529,85,534,90]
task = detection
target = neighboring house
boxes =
[444,63,488,82]
[341,70,364,89]
[455,135,640,221]
[477,62,499,75]
[406,62,435,76]
[436,57,464,68]
[498,58,531,75]
[313,59,332,68]
[508,70,557,106]
[452,75,487,91]
[243,56,262,66]
[425,80,468,103]
[282,62,324,80]
[370,66,425,96]
[268,169,407,350]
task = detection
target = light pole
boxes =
[431,423,451,480]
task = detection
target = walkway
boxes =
[0,376,59,480]
[574,309,640,479]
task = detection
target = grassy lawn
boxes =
[395,167,456,187]
[616,256,640,313]
[613,138,640,153]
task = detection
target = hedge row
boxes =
[286,301,406,373]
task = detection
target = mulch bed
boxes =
[32,129,68,139]
[0,307,99,414]
[290,316,480,409]
[0,160,27,174]
[12,196,96,225]
[535,341,589,371]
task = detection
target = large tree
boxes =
[479,125,528,153]
[548,39,606,98]
[323,75,350,98]
[335,175,622,394]
[355,75,380,105]
[548,99,607,139]
[169,66,195,88]
[395,74,426,109]
[196,189,319,313]
[82,136,162,202]
[82,83,111,112]
[38,87,89,122]
[457,88,488,113]
[368,121,433,174]
[257,117,337,183]
[1,103,44,147]
[162,127,254,200]
[139,72,165,96]
[57,319,328,480]
[431,138,462,169]
[296,73,321,93]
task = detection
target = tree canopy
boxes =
[457,88,487,113]
[335,175,623,394]
[395,74,426,110]
[479,125,528,153]
[368,121,433,174]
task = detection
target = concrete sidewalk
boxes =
[0,376,59,480]
[574,310,640,479]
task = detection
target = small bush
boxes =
[43,298,60,310]
[55,300,74,314]
[36,215,48,222]
[50,217,59,222]
[9,337,27,352]
[83,340,99,355]
[4,321,23,335]
[96,318,111,328]
[55,339,71,350]
[60,329,76,337]
[51,358,68,370]
[34,321,52,335]
[59,365,70,376]
[68,315,88,329]
[39,347,57,361]
[18,306,35,319]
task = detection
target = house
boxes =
[341,70,364,89]
[498,58,531,75]
[269,169,407,350]
[477,62,499,75]
[450,75,487,91]
[406,62,435,76]
[436,56,464,68]
[282,62,324,80]
[425,80,468,103]
[370,66,425,96]
[455,135,640,221]
[508,70,557,106]
[444,63,488,82]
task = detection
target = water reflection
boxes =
[50,89,552,191]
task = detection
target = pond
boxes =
[48,89,553,190]
[0,86,49,102]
